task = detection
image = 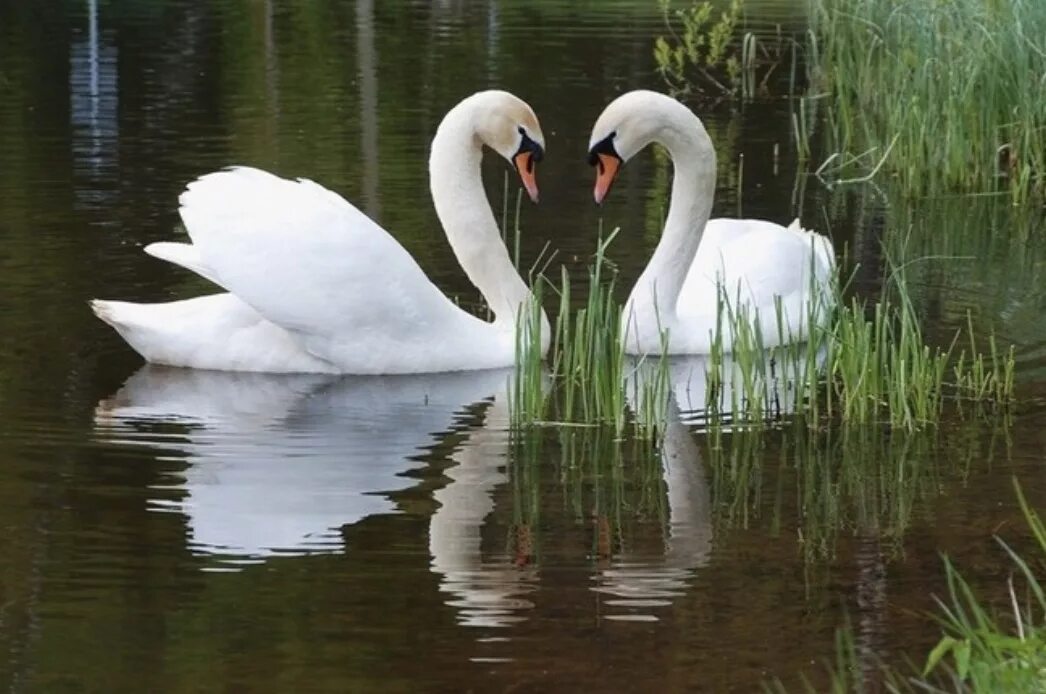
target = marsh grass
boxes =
[807,0,1046,202]
[513,231,673,441]
[700,245,1015,434]
[512,233,1016,438]
[919,480,1046,690]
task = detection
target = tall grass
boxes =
[513,231,672,441]
[700,248,1015,433]
[807,0,1046,202]
[513,236,1016,436]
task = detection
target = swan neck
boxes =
[626,118,716,339]
[429,107,537,330]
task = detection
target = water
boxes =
[1,1,1045,691]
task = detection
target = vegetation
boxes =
[513,230,672,440]
[654,0,798,99]
[807,0,1046,202]
[657,0,1046,201]
[512,234,1015,436]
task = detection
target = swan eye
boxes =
[515,129,544,164]
[587,131,620,167]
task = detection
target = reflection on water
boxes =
[94,364,718,630]
[70,0,118,207]
[90,366,728,664]
[94,366,512,563]
[430,396,539,631]
[590,401,712,622]
[2,0,1046,690]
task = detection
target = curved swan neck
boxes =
[429,102,538,330]
[625,106,716,342]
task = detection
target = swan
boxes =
[91,90,550,374]
[587,90,835,355]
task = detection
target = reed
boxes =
[513,234,1016,437]
[513,231,672,441]
[808,0,1046,202]
[701,246,1016,434]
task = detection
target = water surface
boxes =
[1,1,1045,691]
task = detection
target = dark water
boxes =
[2,1,1046,691]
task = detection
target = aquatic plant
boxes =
[807,0,1046,202]
[653,0,796,99]
[919,480,1046,690]
[513,230,672,441]
[700,245,1015,433]
[512,232,1016,437]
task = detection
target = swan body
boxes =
[588,91,834,355]
[92,91,549,374]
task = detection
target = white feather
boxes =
[91,92,548,374]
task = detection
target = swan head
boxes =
[468,91,546,204]
[587,90,707,205]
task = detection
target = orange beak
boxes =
[514,151,540,204]
[593,153,621,205]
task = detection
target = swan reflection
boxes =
[429,396,539,629]
[588,399,712,622]
[93,355,743,629]
[94,365,512,561]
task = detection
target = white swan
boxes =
[91,90,550,374]
[587,90,835,355]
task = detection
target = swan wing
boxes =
[177,167,469,369]
[680,218,834,341]
[144,241,220,286]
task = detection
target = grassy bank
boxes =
[806,0,1046,202]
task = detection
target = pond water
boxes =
[1,1,1045,691]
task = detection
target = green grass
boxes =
[699,243,1015,433]
[920,480,1046,691]
[512,232,1016,437]
[806,0,1046,202]
[513,230,672,441]
[656,0,1046,200]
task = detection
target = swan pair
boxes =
[92,90,834,375]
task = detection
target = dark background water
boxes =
[1,1,1045,691]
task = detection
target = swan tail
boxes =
[144,241,221,285]
[90,294,336,373]
[90,298,185,365]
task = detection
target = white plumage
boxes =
[589,91,835,355]
[92,91,549,374]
